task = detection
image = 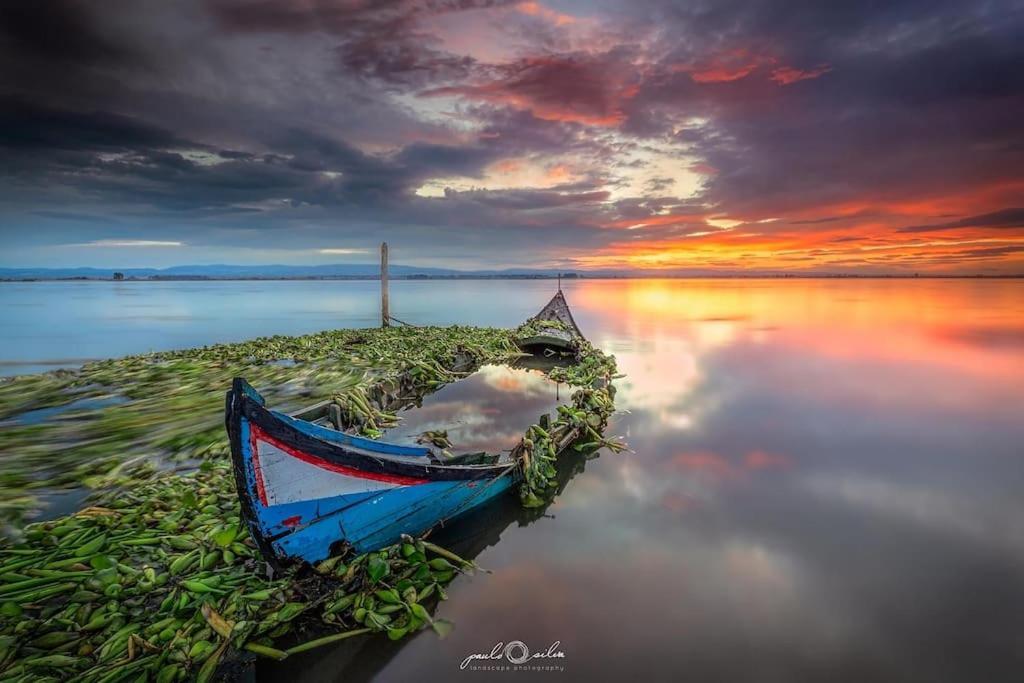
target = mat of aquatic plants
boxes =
[0,326,520,531]
[0,325,621,681]
[0,463,478,682]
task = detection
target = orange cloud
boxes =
[675,48,770,83]
[545,164,571,182]
[517,1,576,26]
[577,181,1024,274]
[492,158,523,174]
[769,64,832,85]
[682,49,770,83]
[744,451,792,470]
[608,212,711,229]
[676,50,832,87]
[691,66,759,83]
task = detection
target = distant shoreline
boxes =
[2,274,1022,282]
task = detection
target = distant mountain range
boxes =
[2,265,1015,280]
[0,264,584,280]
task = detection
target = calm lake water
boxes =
[381,364,569,454]
[2,278,1024,681]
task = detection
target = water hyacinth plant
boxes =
[0,326,521,532]
[0,323,623,680]
[0,461,477,681]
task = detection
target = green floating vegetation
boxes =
[511,316,574,339]
[514,332,625,506]
[0,326,523,532]
[0,323,623,681]
[0,462,476,681]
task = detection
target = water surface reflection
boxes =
[311,279,1024,682]
[383,364,568,454]
[5,278,1023,681]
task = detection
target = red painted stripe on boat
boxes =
[251,424,429,486]
[249,426,269,507]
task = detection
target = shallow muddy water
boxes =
[2,278,1023,681]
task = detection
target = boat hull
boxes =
[226,379,517,564]
[516,290,584,354]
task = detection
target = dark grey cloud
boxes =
[897,208,1024,233]
[208,0,509,87]
[447,187,610,210]
[620,1,1024,218]
[0,0,1022,270]
[0,1,135,66]
[0,97,186,152]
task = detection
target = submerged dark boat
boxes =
[225,291,590,565]
[515,289,583,354]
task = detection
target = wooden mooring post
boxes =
[380,242,390,327]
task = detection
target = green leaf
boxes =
[274,602,307,622]
[432,618,454,639]
[367,555,389,584]
[410,603,431,623]
[212,523,238,548]
[0,601,23,618]
[89,555,116,570]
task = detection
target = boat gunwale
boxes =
[236,387,518,481]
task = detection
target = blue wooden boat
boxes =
[225,292,587,565]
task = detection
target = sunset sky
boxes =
[1,0,1022,273]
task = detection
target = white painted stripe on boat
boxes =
[255,437,400,506]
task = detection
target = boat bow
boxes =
[226,378,516,565]
[516,290,584,353]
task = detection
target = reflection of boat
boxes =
[225,292,589,565]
